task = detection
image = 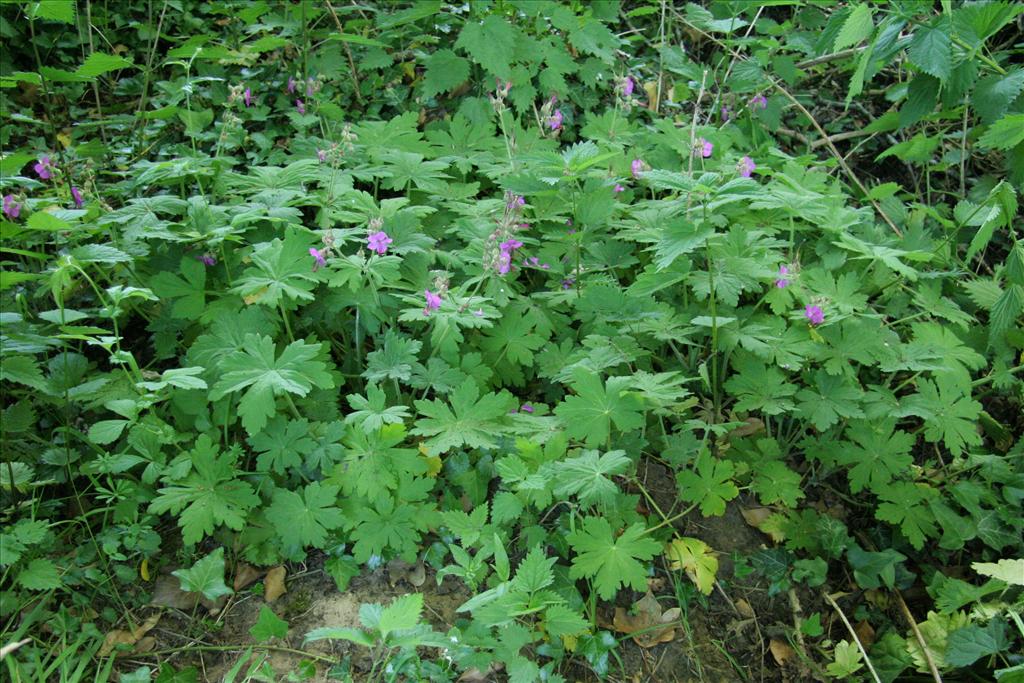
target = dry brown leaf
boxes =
[98,614,160,657]
[727,417,765,440]
[386,558,425,588]
[133,636,156,654]
[769,638,796,666]
[735,598,756,619]
[150,574,199,610]
[264,566,287,602]
[233,562,262,591]
[740,507,786,543]
[458,662,503,682]
[854,620,876,650]
[611,590,680,648]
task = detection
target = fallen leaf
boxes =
[264,566,287,603]
[740,507,786,543]
[665,537,718,595]
[458,662,503,682]
[99,614,160,657]
[735,598,755,619]
[727,417,764,440]
[150,574,199,610]
[854,620,875,650]
[612,590,680,648]
[140,558,150,582]
[234,562,262,591]
[770,638,796,666]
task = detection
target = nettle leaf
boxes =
[972,68,1024,124]
[231,231,321,307]
[567,517,660,600]
[838,420,914,494]
[148,435,258,545]
[209,335,335,435]
[977,113,1024,150]
[676,449,739,517]
[16,558,62,591]
[345,384,410,433]
[454,14,517,80]
[554,369,644,447]
[907,18,952,82]
[249,416,317,474]
[833,3,873,51]
[551,449,630,507]
[412,379,516,455]
[173,548,232,601]
[267,482,344,550]
[796,370,864,431]
[902,377,982,456]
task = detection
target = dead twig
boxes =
[895,590,943,683]
[324,1,365,104]
[823,592,883,683]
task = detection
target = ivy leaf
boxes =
[554,369,644,447]
[838,420,915,494]
[267,482,344,550]
[231,231,320,307]
[455,14,516,80]
[209,335,335,435]
[412,379,515,455]
[149,435,259,545]
[902,377,982,456]
[551,449,630,507]
[567,517,661,600]
[422,49,470,97]
[249,416,317,474]
[172,548,232,601]
[665,537,718,595]
[345,383,410,434]
[676,449,739,517]
[795,370,864,430]
[250,605,289,643]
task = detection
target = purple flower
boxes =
[71,186,84,208]
[805,305,824,326]
[721,105,731,122]
[499,239,523,252]
[631,158,644,178]
[614,184,625,193]
[2,194,21,219]
[423,289,442,316]
[367,230,392,255]
[698,138,713,158]
[34,155,53,180]
[775,265,789,289]
[472,308,484,317]
[520,403,535,414]
[287,77,297,94]
[751,94,768,109]
[317,149,327,163]
[561,277,575,290]
[296,99,305,114]
[738,156,756,178]
[621,76,634,98]
[310,247,326,271]
[197,253,217,266]
[306,80,314,97]
[548,109,563,131]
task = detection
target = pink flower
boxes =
[738,156,756,178]
[805,305,824,325]
[306,80,315,97]
[34,155,53,180]
[631,158,644,178]
[721,105,731,122]
[287,77,297,94]
[698,138,713,158]
[775,265,789,289]
[2,194,21,219]
[621,76,634,98]
[614,184,625,193]
[499,239,523,252]
[71,186,84,208]
[472,308,484,317]
[197,253,217,266]
[750,94,768,109]
[367,231,392,255]
[244,87,252,107]
[423,289,442,316]
[521,403,534,413]
[296,99,305,114]
[317,149,327,163]
[310,247,326,271]
[548,109,563,131]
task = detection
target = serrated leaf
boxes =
[568,517,660,600]
[422,49,469,98]
[834,4,874,51]
[907,20,952,82]
[676,449,739,517]
[378,593,423,639]
[544,605,589,638]
[266,482,344,550]
[76,52,135,79]
[28,1,76,23]
[16,558,62,590]
[972,68,1024,124]
[231,231,321,307]
[554,369,644,447]
[455,15,516,80]
[173,548,232,601]
[946,619,1010,667]
[551,449,630,507]
[978,114,1024,150]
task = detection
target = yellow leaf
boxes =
[561,634,578,652]
[665,537,718,595]
[423,454,442,477]
[57,132,72,149]
[140,558,150,582]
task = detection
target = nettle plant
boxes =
[1,1,1022,680]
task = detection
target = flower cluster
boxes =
[367,230,392,255]
[738,155,756,178]
[3,194,21,219]
[541,95,563,134]
[696,138,713,158]
[484,191,530,276]
[34,155,54,180]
